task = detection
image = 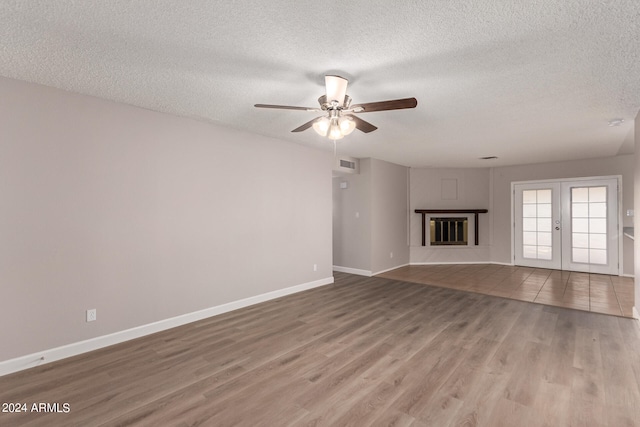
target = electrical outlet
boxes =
[86,309,97,322]
[390,252,394,259]
[313,264,317,271]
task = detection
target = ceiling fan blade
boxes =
[254,104,317,111]
[351,97,417,113]
[346,114,378,133]
[291,117,323,132]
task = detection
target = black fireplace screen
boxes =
[430,217,468,245]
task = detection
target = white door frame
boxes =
[511,175,622,275]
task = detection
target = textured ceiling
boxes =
[1,0,639,167]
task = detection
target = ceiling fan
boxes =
[255,75,417,140]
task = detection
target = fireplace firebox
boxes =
[415,209,488,246]
[430,217,468,245]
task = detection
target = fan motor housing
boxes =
[319,95,352,110]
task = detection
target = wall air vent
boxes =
[340,159,356,169]
[333,156,359,174]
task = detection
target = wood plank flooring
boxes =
[378,264,636,318]
[1,271,639,426]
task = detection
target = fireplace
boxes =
[430,217,468,246]
[415,209,488,246]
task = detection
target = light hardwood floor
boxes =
[378,264,635,318]
[1,272,639,426]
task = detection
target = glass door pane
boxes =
[522,189,553,260]
[571,186,607,265]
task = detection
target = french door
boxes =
[514,182,562,269]
[514,178,619,275]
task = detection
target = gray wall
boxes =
[0,77,333,362]
[332,159,372,272]
[635,111,640,314]
[333,158,409,274]
[371,159,410,273]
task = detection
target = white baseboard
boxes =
[336,262,512,276]
[633,307,639,320]
[372,263,410,276]
[0,276,334,377]
[333,266,372,277]
[410,261,505,266]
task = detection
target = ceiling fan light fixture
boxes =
[328,121,344,140]
[313,115,354,140]
[312,117,330,136]
[338,116,356,135]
